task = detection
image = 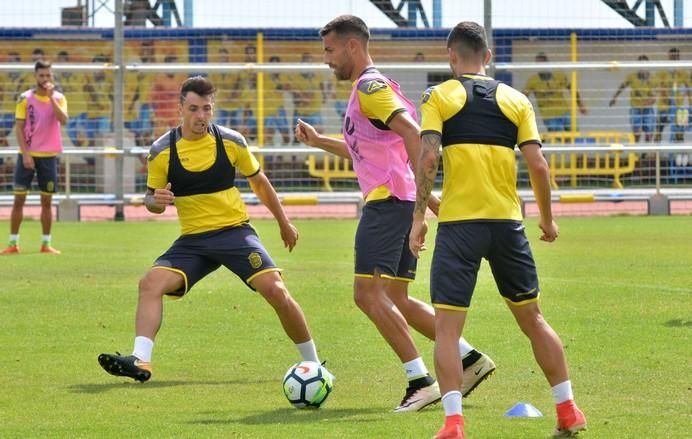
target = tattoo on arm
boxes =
[414,133,441,216]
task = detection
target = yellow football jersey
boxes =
[421,74,540,223]
[147,125,260,235]
[623,72,656,108]
[523,72,570,119]
[656,70,690,110]
[291,73,324,115]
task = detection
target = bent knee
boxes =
[260,283,293,308]
[138,270,182,298]
[353,287,385,313]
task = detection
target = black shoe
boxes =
[98,352,152,382]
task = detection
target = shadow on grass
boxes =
[664,319,692,327]
[69,378,275,394]
[189,407,383,426]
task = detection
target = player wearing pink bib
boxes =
[295,15,496,414]
[342,69,416,202]
[2,60,68,256]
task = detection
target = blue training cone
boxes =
[504,402,544,417]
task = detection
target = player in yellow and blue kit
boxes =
[523,52,587,132]
[410,22,586,439]
[609,55,657,142]
[98,76,329,383]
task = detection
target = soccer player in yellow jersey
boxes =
[654,48,690,144]
[296,15,495,413]
[410,22,586,438]
[98,76,330,383]
[55,51,88,147]
[522,52,587,132]
[609,55,657,142]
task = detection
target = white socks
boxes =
[403,357,429,380]
[296,340,319,363]
[442,391,463,416]
[133,336,154,362]
[551,380,574,404]
[459,338,474,357]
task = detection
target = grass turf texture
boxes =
[0,216,690,438]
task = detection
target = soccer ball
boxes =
[282,360,333,408]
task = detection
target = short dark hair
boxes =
[669,47,679,55]
[638,54,649,61]
[57,50,69,57]
[33,48,45,56]
[34,60,52,72]
[447,21,488,61]
[319,15,370,42]
[180,75,216,103]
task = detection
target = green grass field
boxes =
[1,216,690,438]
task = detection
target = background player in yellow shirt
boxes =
[523,52,587,132]
[410,22,586,439]
[654,47,690,144]
[98,76,330,383]
[609,55,657,143]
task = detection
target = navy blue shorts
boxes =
[14,155,59,193]
[354,197,417,281]
[153,223,280,297]
[431,221,539,310]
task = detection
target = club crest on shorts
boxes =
[248,252,263,269]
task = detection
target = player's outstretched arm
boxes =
[248,171,298,251]
[609,82,628,107]
[294,118,351,159]
[521,143,558,242]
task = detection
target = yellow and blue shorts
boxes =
[354,197,417,282]
[153,223,280,297]
[431,221,539,310]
